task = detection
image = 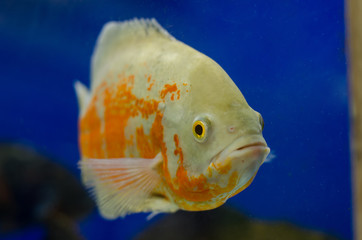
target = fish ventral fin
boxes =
[91,18,175,89]
[74,80,90,116]
[80,153,163,219]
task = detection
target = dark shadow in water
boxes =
[0,143,95,240]
[136,206,341,240]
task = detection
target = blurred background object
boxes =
[346,0,362,239]
[0,143,95,240]
[136,206,340,240]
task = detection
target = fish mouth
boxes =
[210,135,270,171]
[180,136,269,199]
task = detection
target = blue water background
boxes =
[0,0,351,239]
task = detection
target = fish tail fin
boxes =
[74,81,90,116]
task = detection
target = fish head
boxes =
[162,55,270,209]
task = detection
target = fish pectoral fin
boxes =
[79,153,163,219]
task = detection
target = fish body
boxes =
[76,19,270,218]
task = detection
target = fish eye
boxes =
[193,119,209,142]
[259,114,264,131]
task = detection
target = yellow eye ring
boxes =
[193,120,207,142]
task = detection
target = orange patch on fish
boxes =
[169,134,240,207]
[147,82,155,91]
[213,160,232,175]
[136,125,158,158]
[79,85,106,158]
[160,83,178,99]
[80,74,163,159]
[147,75,155,91]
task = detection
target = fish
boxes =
[75,18,270,219]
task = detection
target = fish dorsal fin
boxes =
[79,153,163,219]
[91,18,174,89]
[74,80,90,117]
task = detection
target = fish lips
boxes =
[209,135,270,187]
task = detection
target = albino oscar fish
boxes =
[75,18,270,219]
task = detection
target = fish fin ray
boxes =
[79,153,163,219]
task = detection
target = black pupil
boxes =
[195,124,203,136]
